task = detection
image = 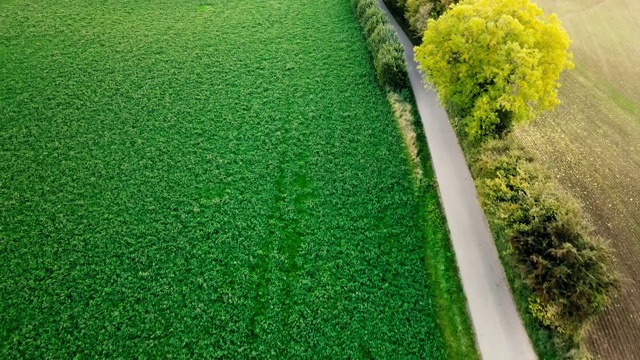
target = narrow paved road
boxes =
[376,1,538,359]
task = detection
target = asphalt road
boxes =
[375,1,538,359]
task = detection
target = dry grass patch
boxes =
[388,91,423,183]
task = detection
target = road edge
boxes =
[375,1,538,359]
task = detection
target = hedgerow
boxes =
[375,42,408,90]
[355,0,377,18]
[367,24,397,55]
[363,12,386,38]
[470,138,618,353]
[351,0,409,90]
[360,7,385,28]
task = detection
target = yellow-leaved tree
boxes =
[415,0,573,141]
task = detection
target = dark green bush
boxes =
[366,23,396,54]
[355,0,377,19]
[363,11,386,38]
[385,0,459,40]
[352,0,409,91]
[393,0,408,10]
[472,139,618,341]
[405,0,433,36]
[360,7,383,27]
[374,42,409,90]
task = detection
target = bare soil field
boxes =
[514,0,640,358]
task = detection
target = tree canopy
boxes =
[415,0,573,141]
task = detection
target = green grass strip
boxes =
[394,91,480,360]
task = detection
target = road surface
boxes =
[376,1,538,359]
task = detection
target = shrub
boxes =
[405,0,433,35]
[355,0,377,19]
[394,0,409,10]
[391,0,459,39]
[363,12,386,38]
[472,139,618,340]
[352,0,409,90]
[367,23,397,54]
[360,7,383,28]
[374,42,409,90]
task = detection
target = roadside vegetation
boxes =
[350,1,479,358]
[0,0,461,357]
[384,0,620,358]
[415,0,574,142]
[386,0,460,37]
[470,139,618,358]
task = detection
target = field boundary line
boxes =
[376,1,537,359]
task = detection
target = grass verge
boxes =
[351,1,479,357]
[354,1,479,357]
[387,91,479,360]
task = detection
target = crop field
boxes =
[0,0,456,357]
[513,0,640,358]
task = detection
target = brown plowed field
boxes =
[513,0,640,358]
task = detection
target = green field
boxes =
[0,0,457,357]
